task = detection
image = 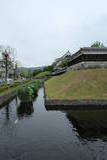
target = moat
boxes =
[0,88,107,160]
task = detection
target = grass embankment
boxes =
[45,69,107,100]
[35,71,50,78]
[0,81,30,97]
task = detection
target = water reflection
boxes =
[5,104,10,120]
[0,89,107,160]
[65,110,107,141]
[17,102,34,119]
[46,106,107,141]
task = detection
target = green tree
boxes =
[28,70,33,79]
[33,69,41,77]
[20,71,29,78]
[91,41,105,48]
[43,65,54,72]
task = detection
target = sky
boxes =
[0,0,107,67]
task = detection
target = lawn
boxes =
[45,69,107,100]
[35,71,50,78]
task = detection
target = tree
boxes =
[43,65,54,72]
[33,69,41,77]
[20,70,33,79]
[20,70,28,78]
[28,70,33,79]
[13,61,19,80]
[91,41,105,48]
[0,45,16,83]
[58,59,68,68]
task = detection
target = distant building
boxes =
[50,51,71,76]
[53,51,71,70]
[68,47,107,70]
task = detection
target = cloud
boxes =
[0,0,106,67]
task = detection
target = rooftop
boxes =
[80,47,107,51]
[70,47,107,61]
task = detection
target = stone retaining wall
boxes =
[45,99,107,110]
[0,91,16,108]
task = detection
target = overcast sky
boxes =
[0,0,107,67]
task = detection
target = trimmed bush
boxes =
[18,86,34,102]
[17,80,42,102]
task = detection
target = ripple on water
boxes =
[0,88,107,160]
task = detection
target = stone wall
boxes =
[0,91,16,108]
[45,99,107,110]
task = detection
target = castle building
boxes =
[68,47,107,70]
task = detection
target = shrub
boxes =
[18,86,34,102]
[17,80,42,102]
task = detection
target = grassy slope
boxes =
[45,69,107,100]
[36,71,50,78]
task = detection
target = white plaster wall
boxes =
[68,61,107,70]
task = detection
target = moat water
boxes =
[0,88,107,160]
